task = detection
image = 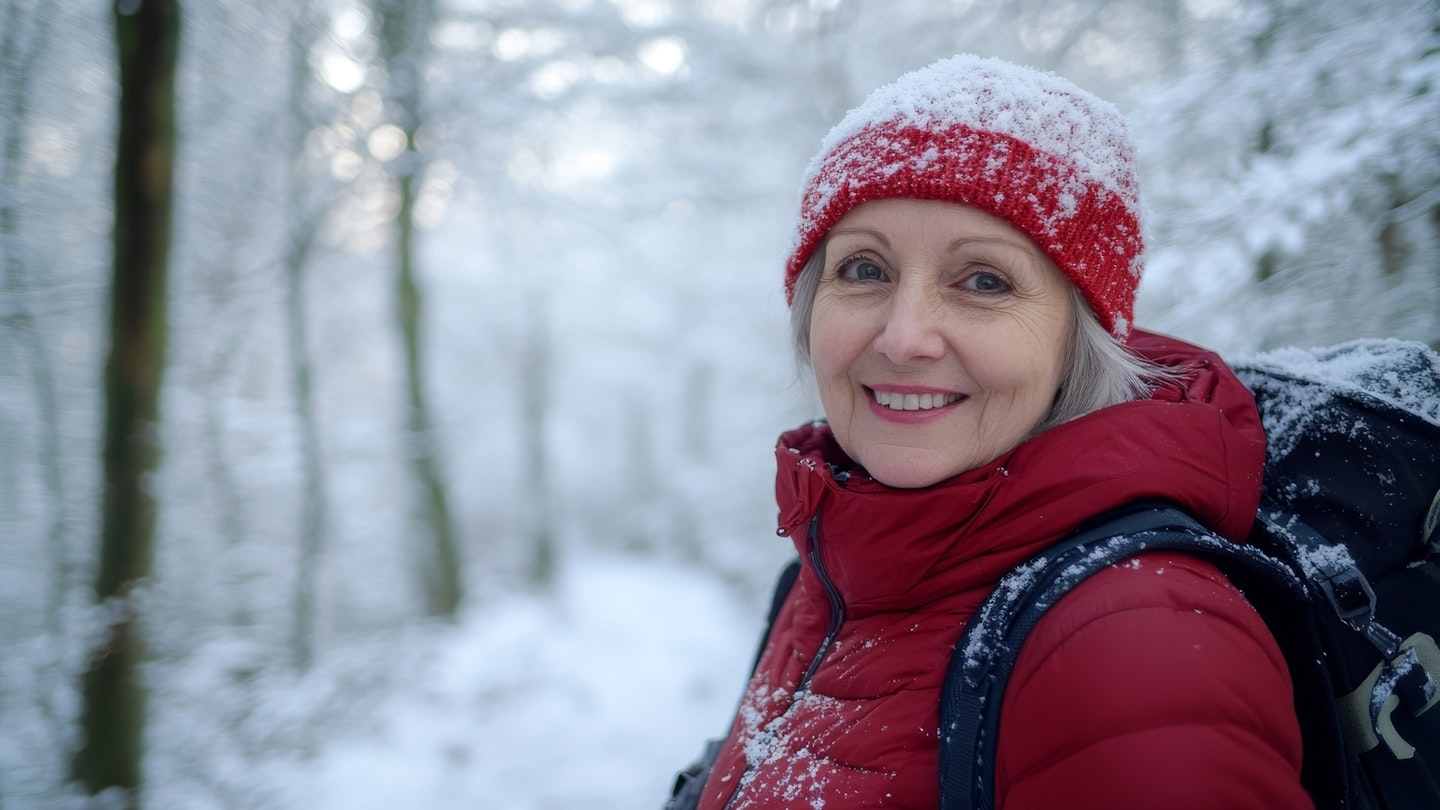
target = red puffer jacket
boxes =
[697,332,1312,810]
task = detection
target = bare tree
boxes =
[72,0,180,803]
[283,2,333,670]
[374,0,463,616]
[522,285,555,583]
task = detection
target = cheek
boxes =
[970,312,1070,402]
[808,299,860,381]
[973,360,1051,405]
[1024,323,1072,402]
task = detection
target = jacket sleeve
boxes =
[994,551,1313,810]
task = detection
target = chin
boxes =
[856,441,1007,488]
[864,459,967,489]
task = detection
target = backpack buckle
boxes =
[1319,564,1377,629]
[1318,564,1405,659]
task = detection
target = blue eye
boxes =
[838,257,887,282]
[964,270,1011,294]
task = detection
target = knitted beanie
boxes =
[785,55,1146,339]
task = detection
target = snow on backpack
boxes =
[945,338,1440,810]
[664,338,1440,810]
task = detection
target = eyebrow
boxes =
[946,235,1033,254]
[826,227,892,249]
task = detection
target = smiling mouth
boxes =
[870,389,965,411]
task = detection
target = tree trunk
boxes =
[284,5,330,670]
[73,0,180,803]
[523,287,556,584]
[375,0,463,617]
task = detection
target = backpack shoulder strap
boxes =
[753,557,802,674]
[937,502,1304,810]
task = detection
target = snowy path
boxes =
[145,556,759,810]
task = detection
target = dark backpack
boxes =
[665,339,1440,810]
[946,339,1440,810]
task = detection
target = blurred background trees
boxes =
[1,0,1436,805]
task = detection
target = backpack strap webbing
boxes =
[937,501,1308,810]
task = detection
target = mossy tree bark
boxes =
[72,0,180,803]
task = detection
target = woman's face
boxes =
[809,198,1074,488]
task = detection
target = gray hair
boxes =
[788,244,1175,434]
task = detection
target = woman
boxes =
[681,56,1312,809]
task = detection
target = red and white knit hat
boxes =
[784,55,1146,339]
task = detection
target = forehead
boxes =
[828,198,1047,260]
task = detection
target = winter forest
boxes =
[1,0,1437,807]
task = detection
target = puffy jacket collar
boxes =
[772,330,1266,618]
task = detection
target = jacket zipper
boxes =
[720,506,846,810]
[798,510,846,691]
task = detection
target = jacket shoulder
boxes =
[994,550,1313,810]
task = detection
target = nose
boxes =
[872,284,946,364]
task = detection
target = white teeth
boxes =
[873,390,962,411]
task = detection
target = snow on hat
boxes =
[784,54,1146,339]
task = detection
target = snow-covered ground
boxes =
[138,555,760,810]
